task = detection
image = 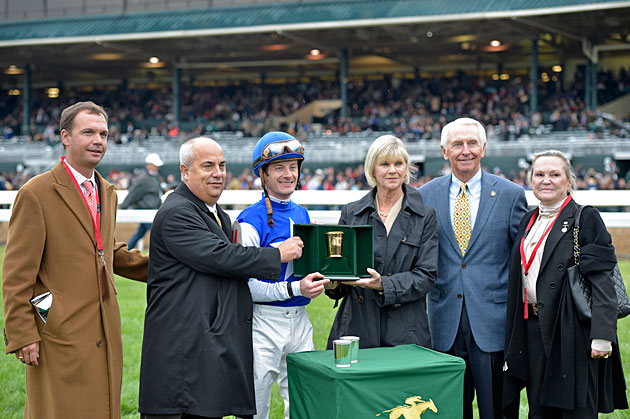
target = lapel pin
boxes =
[561,220,569,233]
[490,191,496,197]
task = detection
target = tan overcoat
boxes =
[2,161,148,419]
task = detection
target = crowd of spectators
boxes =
[2,66,629,143]
[99,159,630,195]
[4,160,628,196]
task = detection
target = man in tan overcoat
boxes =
[2,101,148,419]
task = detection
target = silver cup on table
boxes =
[333,339,352,367]
[339,335,360,363]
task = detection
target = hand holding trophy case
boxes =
[293,224,374,280]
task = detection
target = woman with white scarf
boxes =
[503,150,627,418]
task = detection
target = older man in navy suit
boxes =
[419,118,527,419]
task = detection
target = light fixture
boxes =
[306,49,326,60]
[8,89,20,95]
[500,73,510,80]
[448,34,477,43]
[5,65,22,75]
[541,72,550,82]
[461,42,470,50]
[91,53,123,61]
[552,65,563,73]
[149,56,160,64]
[482,43,509,52]
[46,88,60,98]
[260,44,289,52]
[492,74,499,81]
[426,31,433,38]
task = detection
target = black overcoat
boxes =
[503,199,628,416]
[139,183,281,417]
[326,184,438,349]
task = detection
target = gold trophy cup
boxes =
[326,231,344,258]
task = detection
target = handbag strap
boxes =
[572,204,588,266]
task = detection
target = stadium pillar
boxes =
[530,39,538,114]
[22,64,31,137]
[590,60,598,110]
[340,48,348,118]
[173,66,181,128]
[584,62,591,109]
[585,59,598,110]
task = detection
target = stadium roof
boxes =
[1,0,629,87]
[1,0,628,44]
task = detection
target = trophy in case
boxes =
[293,224,373,280]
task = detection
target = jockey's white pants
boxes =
[252,304,314,419]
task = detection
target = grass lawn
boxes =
[1,243,629,418]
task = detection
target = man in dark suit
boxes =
[138,137,304,419]
[120,152,163,249]
[418,118,527,419]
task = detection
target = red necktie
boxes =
[82,180,97,219]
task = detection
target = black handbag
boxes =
[567,205,630,323]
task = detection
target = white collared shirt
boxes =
[449,169,482,231]
[65,159,96,196]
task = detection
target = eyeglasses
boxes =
[258,139,304,164]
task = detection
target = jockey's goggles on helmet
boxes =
[254,139,304,167]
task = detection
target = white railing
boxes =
[1,189,629,226]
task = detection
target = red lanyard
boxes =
[61,157,117,296]
[519,194,571,318]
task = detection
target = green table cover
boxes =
[287,344,465,419]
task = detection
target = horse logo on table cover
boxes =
[377,396,438,418]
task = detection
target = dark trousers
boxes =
[525,315,598,418]
[448,302,504,419]
[128,222,151,249]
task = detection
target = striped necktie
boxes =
[453,183,471,256]
[211,210,222,228]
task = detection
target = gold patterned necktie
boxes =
[453,183,471,256]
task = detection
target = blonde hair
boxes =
[364,135,412,187]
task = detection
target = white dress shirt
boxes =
[65,160,96,196]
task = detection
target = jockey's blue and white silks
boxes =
[237,194,310,307]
